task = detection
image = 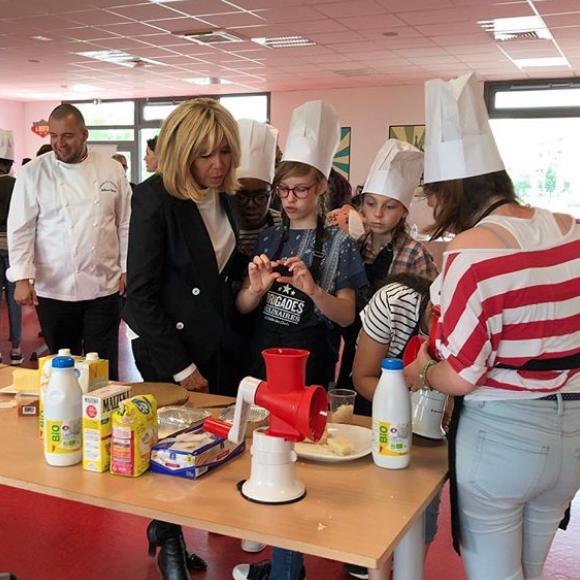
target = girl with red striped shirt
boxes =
[404,73,580,580]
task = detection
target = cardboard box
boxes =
[110,395,157,478]
[82,384,132,472]
[151,428,245,480]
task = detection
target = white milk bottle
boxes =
[44,356,83,466]
[372,358,412,469]
[39,348,73,440]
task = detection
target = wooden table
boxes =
[0,365,447,579]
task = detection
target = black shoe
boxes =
[232,560,306,580]
[344,563,369,579]
[147,520,191,580]
[186,551,207,572]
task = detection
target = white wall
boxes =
[0,99,25,169]
[271,83,425,188]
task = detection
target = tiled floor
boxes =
[0,304,579,580]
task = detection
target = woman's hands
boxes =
[276,257,321,297]
[180,368,209,392]
[248,254,282,295]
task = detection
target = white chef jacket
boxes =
[7,150,131,302]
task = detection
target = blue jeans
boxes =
[270,548,303,580]
[0,250,22,344]
[457,396,580,580]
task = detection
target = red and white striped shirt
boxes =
[435,211,580,401]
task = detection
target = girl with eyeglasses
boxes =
[235,101,367,390]
[235,159,368,387]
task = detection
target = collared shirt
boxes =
[7,151,131,301]
[358,230,439,281]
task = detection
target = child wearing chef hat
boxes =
[233,102,368,580]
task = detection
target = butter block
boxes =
[12,368,40,393]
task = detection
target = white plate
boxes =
[295,423,372,463]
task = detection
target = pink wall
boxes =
[271,83,426,188]
[23,100,60,163]
[0,99,25,170]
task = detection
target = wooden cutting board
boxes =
[126,382,189,407]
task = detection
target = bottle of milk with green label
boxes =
[44,356,83,467]
[372,358,412,469]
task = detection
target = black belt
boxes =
[539,393,580,401]
[496,351,580,372]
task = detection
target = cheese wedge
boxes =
[327,435,354,457]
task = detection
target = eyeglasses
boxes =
[275,183,317,199]
[236,189,272,206]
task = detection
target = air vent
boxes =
[176,30,244,45]
[478,16,552,42]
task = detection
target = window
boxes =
[485,79,580,217]
[68,93,270,182]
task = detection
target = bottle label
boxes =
[46,418,82,454]
[373,419,411,456]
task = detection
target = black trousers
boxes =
[36,293,122,380]
[131,337,244,397]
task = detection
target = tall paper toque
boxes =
[0,129,15,161]
[362,139,424,211]
[424,73,505,184]
[282,100,340,178]
[237,119,278,184]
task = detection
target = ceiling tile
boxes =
[313,0,387,18]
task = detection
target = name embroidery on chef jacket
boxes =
[263,283,305,326]
[100,180,118,193]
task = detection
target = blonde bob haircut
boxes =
[157,98,241,201]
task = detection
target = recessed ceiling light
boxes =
[513,57,569,68]
[185,77,232,85]
[28,59,42,64]
[251,36,315,48]
[32,35,52,41]
[63,84,97,93]
[76,50,165,67]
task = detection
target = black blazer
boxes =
[123,175,243,380]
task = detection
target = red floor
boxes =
[1,304,579,580]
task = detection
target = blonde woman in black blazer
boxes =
[124,98,245,580]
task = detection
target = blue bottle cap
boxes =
[381,358,404,371]
[52,356,75,368]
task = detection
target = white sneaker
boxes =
[241,539,267,553]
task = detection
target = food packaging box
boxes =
[77,357,109,394]
[82,384,132,472]
[151,427,245,480]
[110,395,158,477]
[17,395,40,417]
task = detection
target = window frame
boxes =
[484,78,580,119]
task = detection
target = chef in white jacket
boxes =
[7,103,131,379]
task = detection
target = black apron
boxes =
[250,221,337,388]
[337,234,394,409]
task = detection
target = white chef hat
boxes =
[237,119,278,184]
[0,129,15,161]
[282,100,340,178]
[362,139,424,211]
[424,73,504,184]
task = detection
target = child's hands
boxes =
[248,254,281,295]
[277,257,321,297]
